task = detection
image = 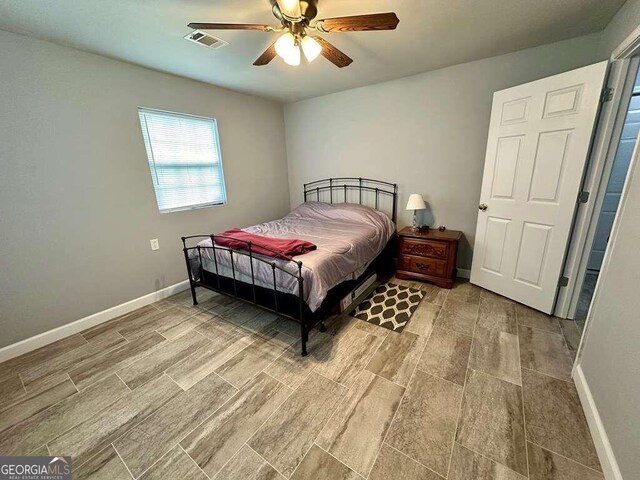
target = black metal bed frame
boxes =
[303,177,398,223]
[182,177,398,356]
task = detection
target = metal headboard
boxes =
[303,177,398,224]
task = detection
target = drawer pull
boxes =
[401,256,447,277]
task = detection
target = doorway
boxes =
[573,65,640,331]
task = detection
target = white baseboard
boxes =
[0,280,191,363]
[573,364,622,480]
[457,268,471,279]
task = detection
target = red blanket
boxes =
[214,228,317,259]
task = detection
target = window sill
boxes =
[159,201,226,214]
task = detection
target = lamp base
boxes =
[411,210,419,231]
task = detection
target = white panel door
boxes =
[471,62,608,313]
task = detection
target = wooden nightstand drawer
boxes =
[400,238,449,259]
[399,255,448,277]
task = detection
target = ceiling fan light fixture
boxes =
[275,32,300,66]
[283,47,301,66]
[301,36,322,62]
[276,0,302,19]
[190,3,398,68]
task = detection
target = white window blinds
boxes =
[138,108,227,213]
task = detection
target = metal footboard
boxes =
[181,234,320,356]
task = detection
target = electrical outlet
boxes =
[150,239,160,251]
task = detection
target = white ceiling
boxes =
[0,0,624,103]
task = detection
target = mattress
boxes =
[190,201,395,312]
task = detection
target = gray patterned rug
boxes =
[351,282,424,333]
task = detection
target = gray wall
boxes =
[0,30,290,348]
[284,33,605,270]
[577,2,640,477]
[600,0,640,57]
[579,137,640,479]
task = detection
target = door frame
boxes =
[555,31,640,318]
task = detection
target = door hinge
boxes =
[600,87,614,103]
[558,276,569,287]
[577,191,590,203]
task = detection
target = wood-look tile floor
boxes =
[0,280,602,479]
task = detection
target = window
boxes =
[138,108,227,213]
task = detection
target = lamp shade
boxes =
[276,0,302,18]
[275,33,300,66]
[406,194,426,211]
[301,36,322,62]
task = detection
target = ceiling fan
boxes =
[188,0,399,68]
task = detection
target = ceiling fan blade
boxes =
[187,23,272,31]
[315,13,399,32]
[314,37,353,68]
[253,42,278,66]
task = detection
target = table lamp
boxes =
[406,194,426,231]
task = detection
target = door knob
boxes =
[478,203,488,211]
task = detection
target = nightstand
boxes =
[396,227,463,288]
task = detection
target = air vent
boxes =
[184,30,229,50]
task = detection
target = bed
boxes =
[181,178,398,355]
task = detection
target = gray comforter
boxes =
[191,201,395,311]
